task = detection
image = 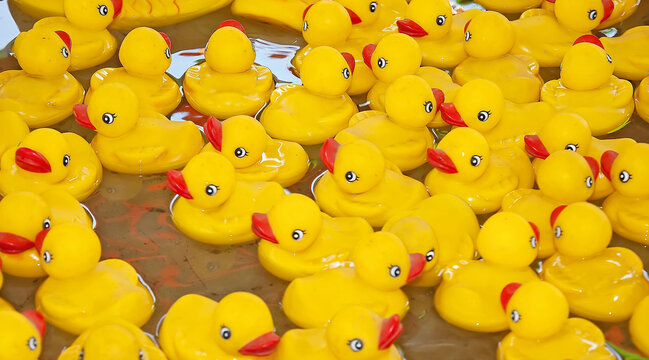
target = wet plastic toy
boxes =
[542,0,639,30]
[635,76,649,123]
[231,0,315,31]
[601,26,649,81]
[167,152,285,245]
[630,296,649,357]
[0,111,29,157]
[74,83,203,175]
[339,0,407,45]
[159,292,281,359]
[475,0,542,13]
[0,28,84,128]
[253,193,372,281]
[314,138,429,227]
[0,309,46,360]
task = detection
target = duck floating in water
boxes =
[635,76,649,124]
[542,0,639,30]
[231,0,315,31]
[600,26,649,81]
[630,296,649,357]
[0,309,46,360]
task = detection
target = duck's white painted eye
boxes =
[27,336,38,351]
[234,147,247,158]
[102,113,116,124]
[220,326,231,339]
[345,171,359,182]
[585,176,593,188]
[530,236,537,249]
[388,265,401,278]
[43,250,53,264]
[348,338,364,352]
[464,31,471,41]
[369,1,378,12]
[606,54,612,63]
[619,170,631,183]
[61,47,69,58]
[63,154,70,166]
[303,21,309,31]
[342,68,351,79]
[436,15,447,26]
[139,349,145,360]
[377,57,387,68]
[205,184,219,196]
[292,229,305,241]
[165,48,171,59]
[426,249,435,262]
[424,101,434,113]
[470,155,482,167]
[42,218,51,229]
[477,110,491,122]
[510,309,520,323]
[98,4,109,16]
[564,144,578,152]
[588,9,597,20]
[79,349,85,359]
[554,225,562,238]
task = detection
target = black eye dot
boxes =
[344,171,358,182]
[98,5,108,15]
[165,48,171,59]
[369,1,377,12]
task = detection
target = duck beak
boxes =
[600,150,618,180]
[166,170,193,199]
[396,19,428,37]
[341,52,356,74]
[529,222,540,240]
[0,233,34,254]
[238,331,281,356]
[73,104,96,130]
[362,44,376,69]
[22,310,46,338]
[573,34,604,49]
[205,116,223,151]
[432,89,445,109]
[584,156,599,179]
[550,205,567,227]
[218,19,247,34]
[407,253,425,282]
[523,135,549,159]
[464,19,471,33]
[345,7,362,24]
[54,31,71,51]
[500,283,522,310]
[34,229,49,255]
[545,0,555,2]
[601,0,613,23]
[251,213,278,244]
[15,147,52,173]
[378,314,403,350]
[439,103,466,127]
[160,32,171,49]
[427,148,458,174]
[320,138,340,173]
[111,0,123,17]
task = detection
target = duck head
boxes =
[205,20,255,74]
[560,35,614,91]
[337,0,381,26]
[320,138,386,194]
[427,127,490,182]
[13,28,71,77]
[385,217,439,276]
[440,79,504,132]
[0,193,51,258]
[36,223,101,279]
[385,75,443,128]
[550,202,612,258]
[302,46,354,96]
[601,143,649,198]
[302,0,353,46]
[524,113,591,159]
[363,33,422,83]
[554,0,613,32]
[0,310,46,360]
[397,0,453,40]
[63,0,122,30]
[463,11,515,59]
[477,212,539,268]
[14,129,72,184]
[205,116,266,169]
[536,150,598,202]
[119,27,171,76]
[74,83,139,137]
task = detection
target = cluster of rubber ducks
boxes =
[1,0,649,359]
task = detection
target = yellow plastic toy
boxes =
[339,0,407,45]
[275,306,404,359]
[314,138,429,227]
[74,83,203,175]
[476,0,542,13]
[282,231,425,328]
[0,309,46,360]
[201,116,309,187]
[167,152,285,245]
[601,143,649,245]
[453,11,543,104]
[543,0,639,30]
[630,296,649,357]
[498,281,616,360]
[57,319,167,360]
[260,46,358,145]
[184,21,274,119]
[35,224,155,334]
[601,26,649,81]
[0,28,84,128]
[159,292,281,359]
[0,128,102,201]
[0,111,29,157]
[541,35,634,136]
[542,202,649,322]
[231,0,314,31]
[84,27,181,115]
[636,77,649,123]
[425,127,534,214]
[439,78,555,150]
[335,75,440,171]
[254,193,373,281]
[502,150,599,258]
[434,212,540,333]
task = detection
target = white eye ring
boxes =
[377,57,387,68]
[369,1,378,12]
[205,184,218,196]
[98,4,109,16]
[345,171,358,182]
[619,170,631,183]
[436,15,446,26]
[424,101,434,113]
[63,154,70,166]
[530,236,537,249]
[477,110,490,122]
[102,113,115,124]
[292,229,305,240]
[606,54,612,63]
[588,9,597,20]
[27,336,38,351]
[510,309,521,323]
[464,31,471,41]
[43,250,53,264]
[388,265,401,278]
[234,147,247,158]
[165,48,171,59]
[220,326,231,339]
[564,144,578,152]
[139,349,144,360]
[470,155,482,167]
[554,225,562,239]
[585,176,593,188]
[348,338,364,352]
[342,68,351,79]
[425,249,435,262]
[42,218,51,229]
[303,21,308,31]
[61,47,69,58]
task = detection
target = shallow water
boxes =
[1,1,649,359]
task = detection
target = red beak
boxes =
[205,116,223,151]
[218,19,247,34]
[546,0,555,2]
[238,331,281,356]
[73,104,96,130]
[464,19,471,34]
[160,32,171,49]
[302,4,313,20]
[34,229,49,254]
[345,7,362,24]
[600,150,617,180]
[500,283,522,310]
[378,315,403,350]
[251,213,278,244]
[439,103,466,127]
[529,222,540,240]
[407,253,425,282]
[166,170,193,199]
[601,0,614,23]
[111,0,123,17]
[524,135,549,159]
[573,34,604,49]
[396,19,428,37]
[341,52,356,74]
[15,147,52,173]
[427,148,458,174]
[320,138,340,173]
[362,44,376,69]
[22,310,46,338]
[0,233,34,254]
[432,89,445,109]
[55,31,71,51]
[550,205,567,227]
[584,156,599,179]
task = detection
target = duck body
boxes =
[231,0,314,31]
[630,296,649,357]
[475,0,542,14]
[635,76,649,123]
[601,26,649,81]
[482,102,554,150]
[343,0,406,46]
[603,193,649,244]
[0,309,46,360]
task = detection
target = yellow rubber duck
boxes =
[260,46,358,145]
[425,127,534,214]
[543,0,639,30]
[201,116,309,187]
[335,75,440,171]
[184,20,274,119]
[0,309,46,360]
[167,151,285,245]
[635,76,649,123]
[600,26,649,81]
[434,212,540,333]
[159,292,281,360]
[542,202,649,322]
[0,28,84,128]
[502,150,599,258]
[35,223,155,334]
[57,319,167,360]
[314,138,429,227]
[541,35,634,136]
[498,281,616,360]
[231,0,315,31]
[74,83,203,175]
[85,27,181,115]
[339,0,407,45]
[382,194,479,287]
[0,111,29,158]
[0,128,103,201]
[630,296,649,357]
[475,0,542,13]
[254,193,373,281]
[601,143,649,245]
[282,231,425,328]
[453,11,543,104]
[275,306,404,359]
[439,78,555,150]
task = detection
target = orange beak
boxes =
[73,104,96,130]
[407,253,425,282]
[396,19,428,37]
[378,314,403,350]
[22,310,46,338]
[166,170,193,199]
[439,103,466,127]
[600,150,618,180]
[111,0,123,17]
[427,148,458,174]
[0,233,34,254]
[550,205,567,227]
[251,213,278,244]
[204,116,223,151]
[362,44,376,69]
[238,331,281,356]
[500,283,522,310]
[15,147,52,173]
[320,138,340,173]
[345,7,362,24]
[523,135,549,159]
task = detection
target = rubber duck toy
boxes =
[184,20,274,119]
[382,194,479,287]
[600,27,649,80]
[335,75,440,171]
[453,11,543,104]
[253,193,373,281]
[74,83,203,175]
[543,0,640,30]
[0,190,93,278]
[201,116,309,187]
[35,223,155,334]
[0,111,29,158]
[0,28,84,128]
[498,281,616,360]
[474,0,542,13]
[630,296,649,357]
[542,202,649,322]
[313,138,429,227]
[0,128,102,201]
[502,150,599,258]
[84,27,181,115]
[0,309,46,360]
[167,151,285,245]
[275,306,404,359]
[601,143,649,245]
[57,319,167,360]
[231,0,315,31]
[635,76,649,123]
[541,35,634,136]
[260,46,358,145]
[282,231,425,328]
[159,292,281,360]
[439,78,555,150]
[425,127,534,214]
[337,0,407,45]
[434,212,540,333]
[396,0,481,69]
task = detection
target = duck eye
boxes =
[234,147,247,158]
[510,309,521,323]
[303,21,309,31]
[554,225,562,239]
[348,338,364,352]
[426,249,435,262]
[97,4,109,16]
[342,68,351,79]
[369,1,377,12]
[564,144,578,152]
[139,349,144,360]
[42,218,51,229]
[436,15,446,26]
[388,265,401,278]
[470,155,482,167]
[588,9,597,20]
[220,326,231,340]
[165,48,171,59]
[606,54,612,63]
[585,176,593,188]
[205,184,219,196]
[102,113,116,124]
[43,250,53,264]
[27,336,38,351]
[292,229,305,240]
[344,171,359,182]
[619,170,631,183]
[464,30,471,41]
[79,349,85,359]
[477,110,491,122]
[61,47,69,58]
[424,101,434,113]
[530,236,537,249]
[377,57,387,69]
[63,154,70,167]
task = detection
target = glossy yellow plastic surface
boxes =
[0,111,29,157]
[635,77,649,123]
[231,0,315,31]
[35,224,155,334]
[601,26,649,81]
[0,310,43,360]
[475,0,542,13]
[340,0,406,45]
[630,296,649,357]
[545,0,641,30]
